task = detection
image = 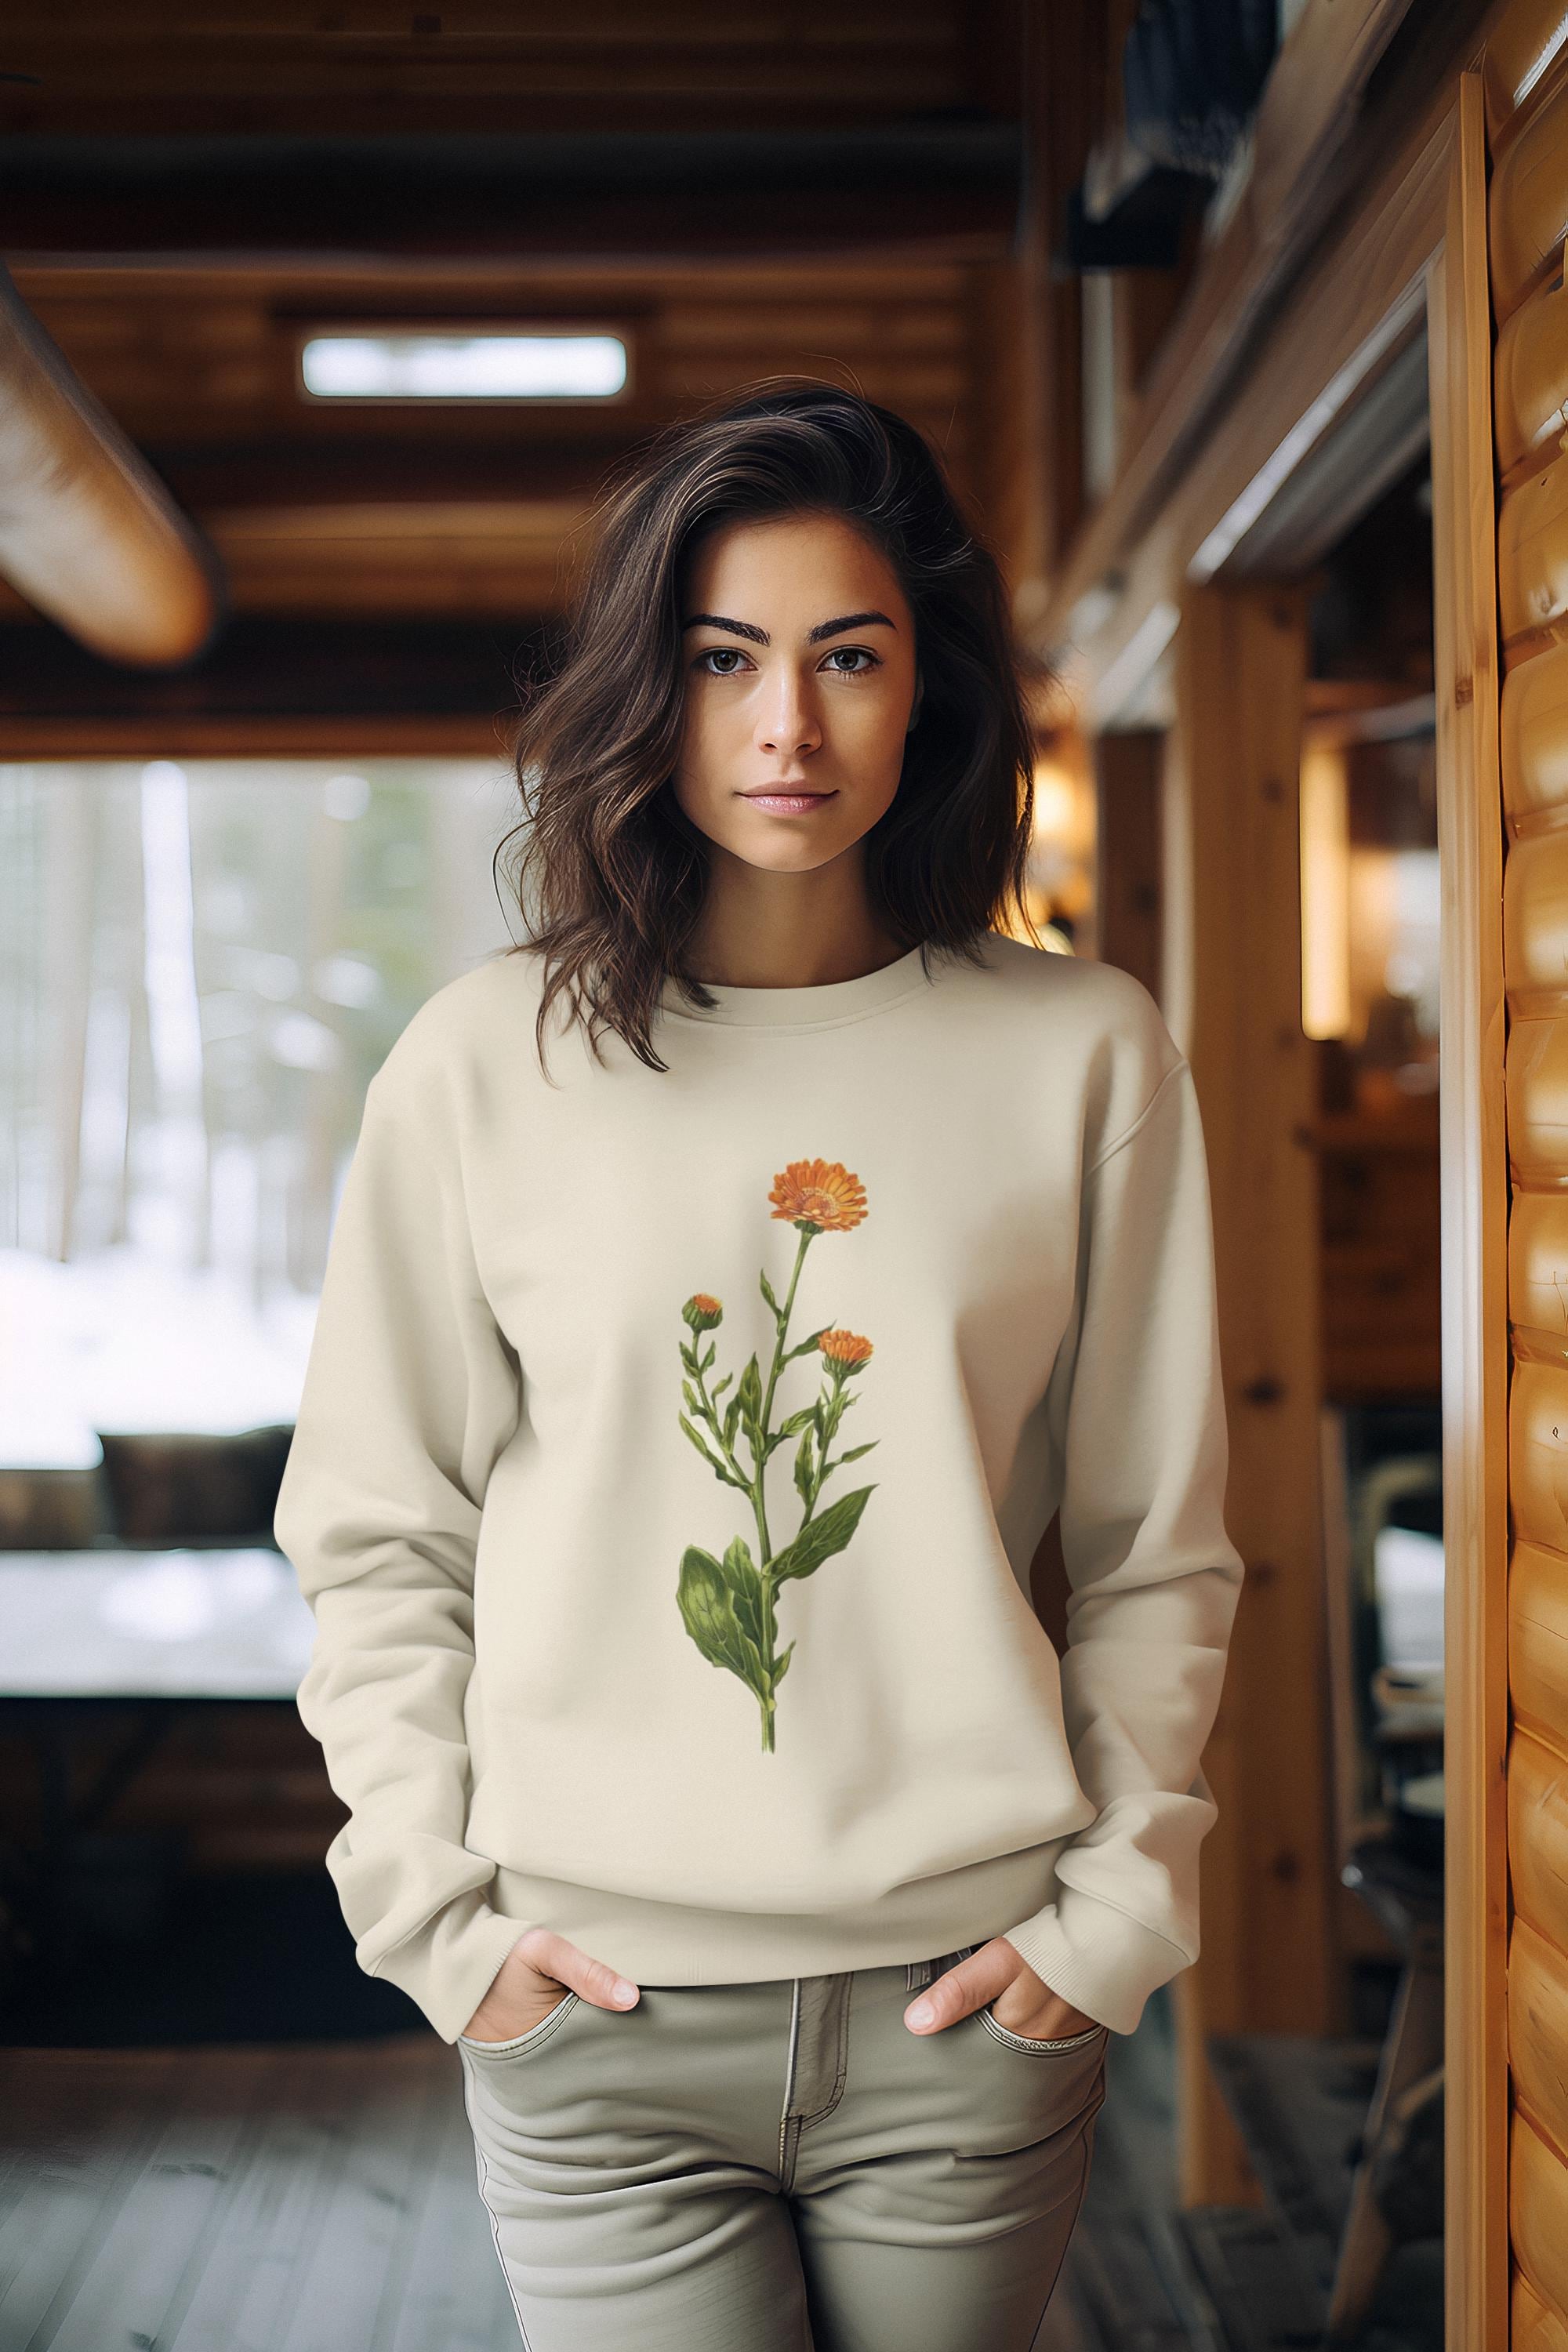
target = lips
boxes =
[741,786,837,812]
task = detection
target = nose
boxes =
[755,670,821,760]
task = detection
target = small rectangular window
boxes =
[299,330,629,403]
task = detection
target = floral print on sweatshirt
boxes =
[676,1159,879,1750]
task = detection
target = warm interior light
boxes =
[1301,742,1351,1040]
[1031,759,1085,850]
[300,333,628,401]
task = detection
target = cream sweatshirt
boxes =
[273,931,1244,2045]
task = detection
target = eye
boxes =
[694,646,753,676]
[820,646,881,674]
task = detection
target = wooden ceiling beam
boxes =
[0,266,219,663]
[0,132,1021,263]
[0,6,1010,138]
[0,612,554,731]
[1033,0,1452,644]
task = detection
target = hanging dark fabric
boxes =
[1122,0,1279,181]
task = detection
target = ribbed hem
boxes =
[1000,1882,1194,2038]
[368,1894,527,2045]
[482,1839,1070,1986]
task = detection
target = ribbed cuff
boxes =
[367,1893,529,2043]
[1000,1881,1193,2037]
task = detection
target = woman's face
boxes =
[671,510,920,876]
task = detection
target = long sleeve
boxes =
[1001,1052,1246,2036]
[273,1037,528,2042]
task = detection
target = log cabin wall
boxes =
[1486,20,1568,2342]
[1025,4,1568,2314]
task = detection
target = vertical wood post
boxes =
[1167,579,1336,2204]
[1092,728,1163,990]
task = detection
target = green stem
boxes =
[691,1359,748,1489]
[752,1227,813,1560]
[760,1567,780,1719]
[751,1228,815,1744]
[760,1228,813,1436]
[804,1369,848,1514]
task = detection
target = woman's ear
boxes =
[906,673,924,733]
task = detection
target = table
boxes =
[0,1547,315,1700]
[0,1547,318,1974]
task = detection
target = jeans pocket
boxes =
[458,1988,581,2057]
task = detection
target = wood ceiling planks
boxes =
[3,259,993,619]
[0,5,1029,642]
[0,3,1022,135]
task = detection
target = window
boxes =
[0,757,519,1478]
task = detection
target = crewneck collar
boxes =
[659,942,938,1032]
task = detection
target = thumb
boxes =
[902,1938,1016,2034]
[519,1929,641,2013]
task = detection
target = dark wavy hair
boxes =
[498,378,1041,1073]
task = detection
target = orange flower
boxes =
[682,1293,724,1332]
[819,1328,873,1370]
[768,1159,868,1232]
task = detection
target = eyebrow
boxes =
[681,610,897,646]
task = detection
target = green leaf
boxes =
[786,1328,829,1362]
[679,1414,744,1489]
[710,1371,733,1399]
[768,1484,876,1585]
[681,1378,699,1416]
[772,1639,796,1686]
[718,1534,769,1662]
[760,1268,781,1316]
[699,1342,716,1371]
[723,1395,742,1450]
[679,1340,697,1370]
[778,1406,816,1438]
[736,1354,765,1460]
[677,1547,769,1696]
[837,1441,879,1463]
[793,1425,816,1504]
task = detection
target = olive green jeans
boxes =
[456,1943,1109,2350]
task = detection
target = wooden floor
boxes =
[1054,2022,1443,2352]
[0,2037,516,2351]
[0,2019,1442,2352]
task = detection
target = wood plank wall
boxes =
[1483,10,1568,2339]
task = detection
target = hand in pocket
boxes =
[902,1936,1103,2042]
[462,1927,641,2044]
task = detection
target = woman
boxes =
[274,381,1245,2351]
